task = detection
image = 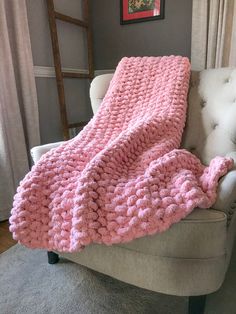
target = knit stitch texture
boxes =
[10,56,233,252]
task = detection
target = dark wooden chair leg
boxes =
[188,295,206,314]
[47,251,59,264]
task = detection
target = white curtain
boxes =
[0,0,40,221]
[191,0,236,70]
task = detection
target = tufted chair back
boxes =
[90,69,236,166]
[182,68,236,165]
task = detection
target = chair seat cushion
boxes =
[116,208,227,259]
[60,208,229,296]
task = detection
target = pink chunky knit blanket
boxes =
[10,56,233,252]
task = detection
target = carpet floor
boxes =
[0,244,235,314]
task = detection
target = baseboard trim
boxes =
[34,66,89,78]
[34,66,115,78]
[94,69,114,76]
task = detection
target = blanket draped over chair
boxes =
[10,56,233,252]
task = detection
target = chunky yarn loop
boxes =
[10,56,233,252]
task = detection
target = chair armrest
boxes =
[30,141,64,164]
[213,170,236,215]
[226,151,236,169]
[90,73,114,114]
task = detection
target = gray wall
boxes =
[91,0,192,69]
[26,0,93,144]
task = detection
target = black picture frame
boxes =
[120,0,165,25]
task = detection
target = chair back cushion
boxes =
[182,68,236,164]
[90,68,236,165]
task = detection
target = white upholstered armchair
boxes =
[31,68,236,314]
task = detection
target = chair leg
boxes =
[47,251,59,264]
[188,295,206,314]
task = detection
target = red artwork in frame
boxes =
[120,0,165,24]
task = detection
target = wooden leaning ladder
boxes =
[46,0,94,140]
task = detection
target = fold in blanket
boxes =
[10,56,233,252]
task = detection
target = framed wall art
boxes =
[120,0,165,25]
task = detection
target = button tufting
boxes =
[231,138,236,145]
[225,78,231,83]
[212,123,218,129]
[200,101,206,108]
[229,210,234,215]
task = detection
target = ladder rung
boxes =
[54,11,88,28]
[62,72,90,79]
[68,122,88,128]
